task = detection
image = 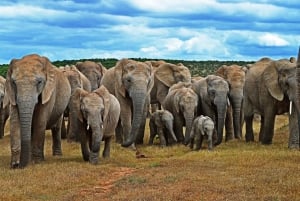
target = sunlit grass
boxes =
[0,115,299,201]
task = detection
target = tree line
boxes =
[0,58,254,77]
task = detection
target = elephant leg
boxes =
[102,137,112,158]
[10,106,21,168]
[80,132,89,162]
[115,120,123,144]
[51,115,63,156]
[174,116,184,143]
[148,121,156,145]
[258,116,265,142]
[225,106,234,141]
[194,135,202,150]
[245,114,254,142]
[0,112,5,138]
[158,129,167,147]
[261,111,276,145]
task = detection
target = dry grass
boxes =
[0,115,299,201]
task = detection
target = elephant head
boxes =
[215,65,246,139]
[190,115,215,150]
[115,59,154,147]
[75,61,104,91]
[71,86,112,164]
[263,59,296,104]
[165,82,198,144]
[4,54,57,167]
[61,65,92,93]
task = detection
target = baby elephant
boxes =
[149,110,177,146]
[69,86,120,164]
[190,115,215,151]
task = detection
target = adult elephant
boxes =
[69,86,120,164]
[60,65,92,140]
[0,76,9,138]
[100,59,154,147]
[244,57,297,145]
[163,82,198,144]
[151,62,191,111]
[192,75,230,146]
[215,65,246,140]
[75,61,104,91]
[4,54,71,168]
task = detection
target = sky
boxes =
[0,0,299,64]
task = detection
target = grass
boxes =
[0,115,299,201]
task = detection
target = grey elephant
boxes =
[75,61,105,91]
[190,115,215,150]
[215,65,246,140]
[0,76,9,138]
[163,82,198,144]
[4,54,71,168]
[244,57,298,146]
[100,59,154,147]
[192,75,230,146]
[148,110,177,146]
[150,62,191,112]
[69,86,120,164]
[60,65,92,140]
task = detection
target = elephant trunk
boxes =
[207,131,213,150]
[89,123,102,164]
[231,97,243,139]
[183,113,194,145]
[214,102,227,146]
[122,90,146,147]
[18,102,35,168]
[165,120,177,142]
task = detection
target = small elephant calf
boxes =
[190,115,215,151]
[149,110,177,146]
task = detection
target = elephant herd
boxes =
[1,50,300,168]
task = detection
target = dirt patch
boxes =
[62,167,136,201]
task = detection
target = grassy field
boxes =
[0,114,299,201]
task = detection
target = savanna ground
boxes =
[0,115,299,201]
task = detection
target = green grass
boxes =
[0,115,299,201]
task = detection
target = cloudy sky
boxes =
[0,0,299,64]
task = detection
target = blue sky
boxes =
[0,0,299,64]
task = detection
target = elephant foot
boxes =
[11,161,20,169]
[288,144,299,149]
[89,152,99,165]
[261,140,272,145]
[53,149,63,156]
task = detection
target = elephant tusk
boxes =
[289,101,292,115]
[87,124,90,130]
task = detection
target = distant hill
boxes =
[0,58,254,77]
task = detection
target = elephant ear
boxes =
[155,63,176,87]
[263,62,284,101]
[114,58,130,97]
[71,88,88,122]
[4,59,17,107]
[41,56,56,104]
[94,85,111,122]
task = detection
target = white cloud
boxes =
[140,46,158,53]
[0,5,63,18]
[164,38,184,51]
[258,33,289,46]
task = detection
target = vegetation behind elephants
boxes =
[0,114,299,201]
[0,58,254,77]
